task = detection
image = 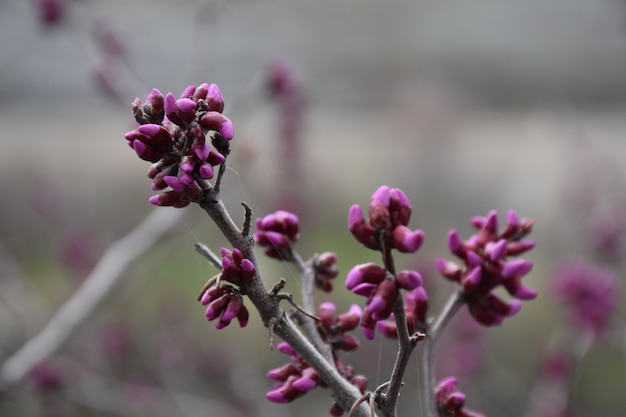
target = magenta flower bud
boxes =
[193,142,210,160]
[207,84,225,113]
[318,302,337,328]
[137,124,172,151]
[389,188,412,226]
[221,293,243,322]
[436,257,462,281]
[465,251,482,266]
[198,164,214,179]
[369,201,391,230]
[506,240,536,256]
[267,363,298,381]
[181,85,196,98]
[163,176,185,192]
[368,279,398,319]
[147,88,164,114]
[193,83,209,101]
[277,342,296,356]
[179,173,194,185]
[292,368,319,391]
[370,185,391,206]
[462,266,482,291]
[502,259,533,278]
[391,225,424,253]
[352,283,378,297]
[132,140,161,162]
[236,305,249,327]
[336,305,362,331]
[486,239,508,262]
[176,98,197,124]
[346,263,387,290]
[447,229,464,254]
[199,112,234,140]
[361,325,375,340]
[205,294,230,321]
[348,204,376,249]
[207,151,226,165]
[164,92,183,126]
[396,270,422,290]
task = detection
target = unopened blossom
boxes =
[347,262,423,339]
[551,259,618,340]
[254,210,300,260]
[30,361,64,392]
[377,286,429,339]
[125,83,233,207]
[34,0,64,28]
[436,377,485,417]
[266,304,367,411]
[349,186,424,253]
[312,252,339,292]
[436,210,536,326]
[219,247,256,286]
[199,285,249,329]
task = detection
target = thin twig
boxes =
[194,242,222,270]
[420,290,465,417]
[0,207,187,387]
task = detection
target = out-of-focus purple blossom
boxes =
[58,229,97,278]
[349,186,424,254]
[312,251,339,292]
[267,58,306,214]
[551,259,618,340]
[254,210,300,260]
[30,361,64,392]
[34,0,64,29]
[436,377,485,417]
[436,210,536,326]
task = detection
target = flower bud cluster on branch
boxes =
[124,83,538,417]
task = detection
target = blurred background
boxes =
[1,0,625,416]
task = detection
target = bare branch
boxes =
[0,207,187,387]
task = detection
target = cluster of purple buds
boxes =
[551,259,618,340]
[346,263,423,339]
[376,286,429,338]
[266,342,322,404]
[124,84,233,207]
[436,377,485,417]
[198,248,254,329]
[436,210,536,326]
[199,285,249,329]
[349,186,424,253]
[254,210,300,259]
[312,252,339,292]
[266,303,367,415]
[316,302,362,352]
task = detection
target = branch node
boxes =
[241,202,253,237]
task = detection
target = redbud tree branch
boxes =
[420,290,465,417]
[0,207,188,388]
[198,187,373,417]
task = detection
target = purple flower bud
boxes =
[391,225,424,253]
[447,230,464,254]
[163,176,185,192]
[389,188,412,226]
[164,92,183,126]
[502,259,533,279]
[370,185,391,206]
[193,83,209,101]
[396,270,422,290]
[176,98,197,124]
[346,263,387,290]
[181,85,196,99]
[207,84,225,113]
[486,239,508,262]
